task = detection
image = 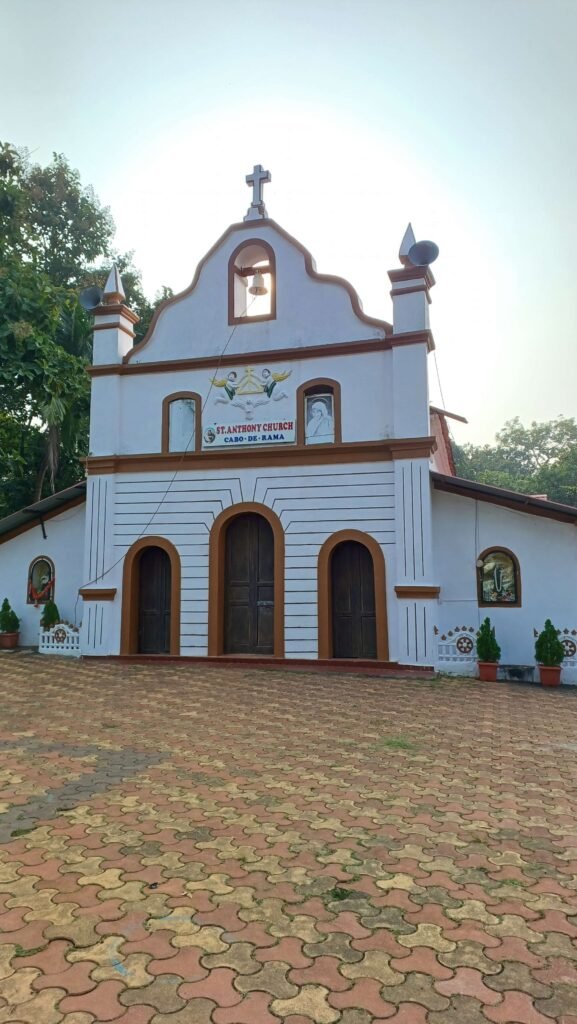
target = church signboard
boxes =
[202,365,295,448]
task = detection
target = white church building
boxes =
[2,166,577,679]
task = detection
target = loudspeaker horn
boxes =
[407,240,439,267]
[79,286,104,310]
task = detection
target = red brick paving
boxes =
[0,655,576,1021]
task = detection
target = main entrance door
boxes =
[331,541,377,659]
[224,513,274,654]
[137,546,171,654]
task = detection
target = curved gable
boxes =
[125,219,391,365]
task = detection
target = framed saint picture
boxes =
[305,393,335,444]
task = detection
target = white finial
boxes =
[244,164,271,221]
[103,265,125,303]
[399,223,416,266]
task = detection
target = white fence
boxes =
[434,625,477,670]
[38,624,81,657]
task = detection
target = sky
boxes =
[2,0,576,445]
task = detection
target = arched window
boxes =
[477,548,521,607]
[228,239,276,323]
[27,556,55,605]
[297,378,342,446]
[161,393,201,453]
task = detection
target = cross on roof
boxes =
[244,164,271,221]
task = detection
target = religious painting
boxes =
[477,549,519,605]
[27,556,55,605]
[305,393,335,445]
[168,398,196,453]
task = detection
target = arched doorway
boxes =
[120,537,181,655]
[208,503,285,657]
[224,513,274,655]
[318,531,388,660]
[331,541,376,659]
[137,546,171,654]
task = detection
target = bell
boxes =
[248,272,268,296]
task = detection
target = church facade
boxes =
[2,167,577,679]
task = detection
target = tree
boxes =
[0,145,114,286]
[0,258,90,503]
[454,416,577,506]
[0,142,171,514]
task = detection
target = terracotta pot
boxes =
[0,632,19,650]
[478,661,499,682]
[539,665,562,687]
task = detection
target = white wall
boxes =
[93,352,395,457]
[122,223,384,367]
[83,463,400,659]
[0,504,86,646]
[81,219,438,661]
[432,489,577,680]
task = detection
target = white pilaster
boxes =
[79,474,122,656]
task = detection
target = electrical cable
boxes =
[433,349,446,410]
[73,291,260,623]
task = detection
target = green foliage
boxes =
[0,258,90,506]
[40,600,61,630]
[535,619,565,667]
[0,141,176,519]
[476,617,501,663]
[326,887,356,902]
[0,598,20,633]
[454,416,577,507]
[381,736,417,751]
[0,144,114,286]
[0,142,172,517]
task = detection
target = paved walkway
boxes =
[0,656,577,1023]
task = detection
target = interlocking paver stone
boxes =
[2,657,577,1023]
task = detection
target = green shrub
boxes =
[535,619,565,667]
[0,598,20,633]
[40,600,61,630]
[476,617,501,662]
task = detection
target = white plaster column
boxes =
[79,474,122,656]
[388,227,435,439]
[91,266,139,366]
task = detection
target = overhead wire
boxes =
[73,290,260,623]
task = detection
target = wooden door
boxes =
[331,541,377,659]
[224,514,274,654]
[138,546,171,654]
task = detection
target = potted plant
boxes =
[476,617,501,681]
[535,619,565,687]
[0,598,20,650]
[40,599,61,631]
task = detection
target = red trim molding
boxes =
[394,586,440,598]
[86,437,437,475]
[87,331,435,378]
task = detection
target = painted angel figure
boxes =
[211,371,238,402]
[259,368,291,401]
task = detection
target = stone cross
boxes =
[244,164,271,221]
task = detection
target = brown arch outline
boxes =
[296,377,342,446]
[208,503,285,657]
[120,536,181,654]
[318,530,389,660]
[161,392,202,453]
[124,218,391,363]
[228,237,276,324]
[476,546,522,608]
